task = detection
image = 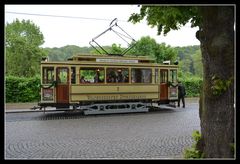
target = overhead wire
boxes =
[5,11,128,22]
[5,11,192,27]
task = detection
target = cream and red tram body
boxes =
[40,54,178,115]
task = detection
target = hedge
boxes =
[5,75,41,103]
[181,77,203,97]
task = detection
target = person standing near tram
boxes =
[177,80,186,108]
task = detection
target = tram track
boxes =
[5,105,190,122]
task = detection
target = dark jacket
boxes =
[178,83,186,97]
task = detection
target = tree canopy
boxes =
[129,6,202,35]
[6,19,46,77]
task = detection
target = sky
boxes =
[5,5,200,48]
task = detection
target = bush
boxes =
[183,130,204,159]
[5,75,41,102]
[180,77,203,97]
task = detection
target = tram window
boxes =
[42,67,54,84]
[106,68,129,83]
[170,69,177,83]
[71,67,76,84]
[160,70,168,83]
[57,68,68,84]
[80,67,104,84]
[131,68,152,83]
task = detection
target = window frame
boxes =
[79,66,105,84]
[42,66,54,84]
[131,67,152,84]
[106,67,129,84]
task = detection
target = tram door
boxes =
[56,67,69,104]
[160,69,168,100]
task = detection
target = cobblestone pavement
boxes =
[5,103,200,159]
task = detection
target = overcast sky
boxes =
[5,5,200,48]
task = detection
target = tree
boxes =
[6,19,46,77]
[155,43,177,63]
[128,36,177,63]
[129,6,234,158]
[174,45,202,77]
[111,43,124,54]
[129,36,157,58]
[89,44,123,55]
[178,55,193,75]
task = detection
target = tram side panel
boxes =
[38,60,178,112]
[70,84,160,103]
[69,84,159,114]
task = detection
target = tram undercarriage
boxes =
[32,99,177,115]
[33,101,150,115]
[76,102,149,115]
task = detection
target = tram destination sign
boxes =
[87,94,146,101]
[96,58,138,64]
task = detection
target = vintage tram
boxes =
[37,54,179,115]
[35,18,179,115]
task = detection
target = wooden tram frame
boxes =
[37,54,179,115]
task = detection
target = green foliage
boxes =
[128,36,157,57]
[128,6,203,78]
[178,56,193,75]
[184,147,203,159]
[6,75,41,102]
[46,45,95,61]
[211,75,233,96]
[192,130,201,142]
[111,43,124,54]
[184,130,204,159]
[129,6,201,36]
[128,36,177,63]
[179,76,203,97]
[6,19,46,77]
[156,43,177,63]
[45,36,177,65]
[176,45,202,78]
[88,43,125,56]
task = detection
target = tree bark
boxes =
[197,6,235,158]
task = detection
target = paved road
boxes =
[5,103,200,159]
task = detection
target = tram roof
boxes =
[41,54,178,67]
[68,54,155,64]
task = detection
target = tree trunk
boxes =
[197,6,234,158]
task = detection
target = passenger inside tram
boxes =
[80,76,86,83]
[117,69,124,82]
[94,70,100,83]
